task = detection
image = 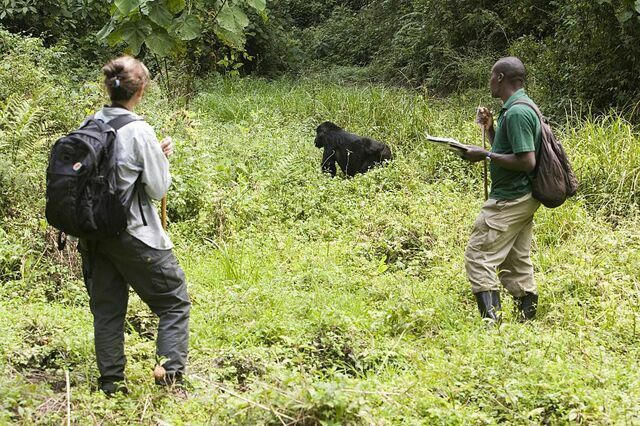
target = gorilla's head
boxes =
[379,144,393,161]
[362,139,394,162]
[315,121,342,148]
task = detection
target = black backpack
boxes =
[45,115,140,247]
[507,100,578,208]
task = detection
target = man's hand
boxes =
[475,107,494,131]
[461,145,489,163]
[160,136,173,158]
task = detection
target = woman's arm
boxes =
[137,125,171,200]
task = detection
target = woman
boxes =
[79,56,191,395]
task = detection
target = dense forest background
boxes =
[2,0,640,115]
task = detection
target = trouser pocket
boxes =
[150,255,186,293]
[122,233,187,293]
[468,214,509,252]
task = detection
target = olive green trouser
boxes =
[464,193,541,297]
[80,232,191,384]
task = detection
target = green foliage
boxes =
[0,0,110,61]
[1,31,640,424]
[274,0,640,115]
[0,95,51,163]
[97,0,267,57]
[0,27,102,129]
[0,0,107,34]
[508,1,640,114]
[563,112,640,217]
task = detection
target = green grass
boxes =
[1,76,640,424]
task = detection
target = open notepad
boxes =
[425,134,468,154]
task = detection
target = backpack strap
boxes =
[502,99,546,179]
[107,115,141,131]
[509,99,545,121]
[503,99,545,148]
[106,114,148,227]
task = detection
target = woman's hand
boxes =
[160,136,173,158]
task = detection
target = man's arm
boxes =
[465,105,537,171]
[461,147,536,173]
[486,127,496,146]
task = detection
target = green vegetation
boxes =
[3,1,640,115]
[272,0,640,116]
[1,29,640,423]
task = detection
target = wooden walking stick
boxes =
[482,126,489,201]
[159,135,171,231]
[161,195,167,230]
[476,106,489,201]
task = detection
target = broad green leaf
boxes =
[635,0,640,13]
[617,10,633,22]
[216,5,239,32]
[215,27,246,49]
[170,14,201,40]
[166,0,185,14]
[216,5,250,34]
[246,0,266,13]
[96,19,116,40]
[121,20,151,55]
[145,29,176,56]
[115,0,145,16]
[148,2,173,27]
[106,28,124,46]
[231,5,249,29]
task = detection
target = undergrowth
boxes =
[1,32,640,425]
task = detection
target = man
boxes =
[461,56,542,322]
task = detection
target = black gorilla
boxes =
[314,121,393,177]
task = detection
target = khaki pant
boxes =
[465,193,541,297]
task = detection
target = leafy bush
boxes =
[1,25,640,424]
[273,0,640,115]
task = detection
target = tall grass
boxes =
[1,75,639,424]
[563,112,640,217]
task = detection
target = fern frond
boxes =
[0,94,49,163]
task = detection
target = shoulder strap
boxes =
[503,99,546,138]
[509,99,544,121]
[107,115,141,131]
[503,99,545,177]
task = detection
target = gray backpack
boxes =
[507,100,578,208]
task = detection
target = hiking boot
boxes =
[154,365,185,387]
[99,377,128,396]
[155,372,184,387]
[474,290,502,323]
[155,369,189,397]
[515,292,538,321]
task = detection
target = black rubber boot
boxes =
[474,290,502,323]
[515,292,538,321]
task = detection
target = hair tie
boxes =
[114,77,121,88]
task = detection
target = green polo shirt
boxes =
[490,89,541,200]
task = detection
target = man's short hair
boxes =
[493,57,526,85]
